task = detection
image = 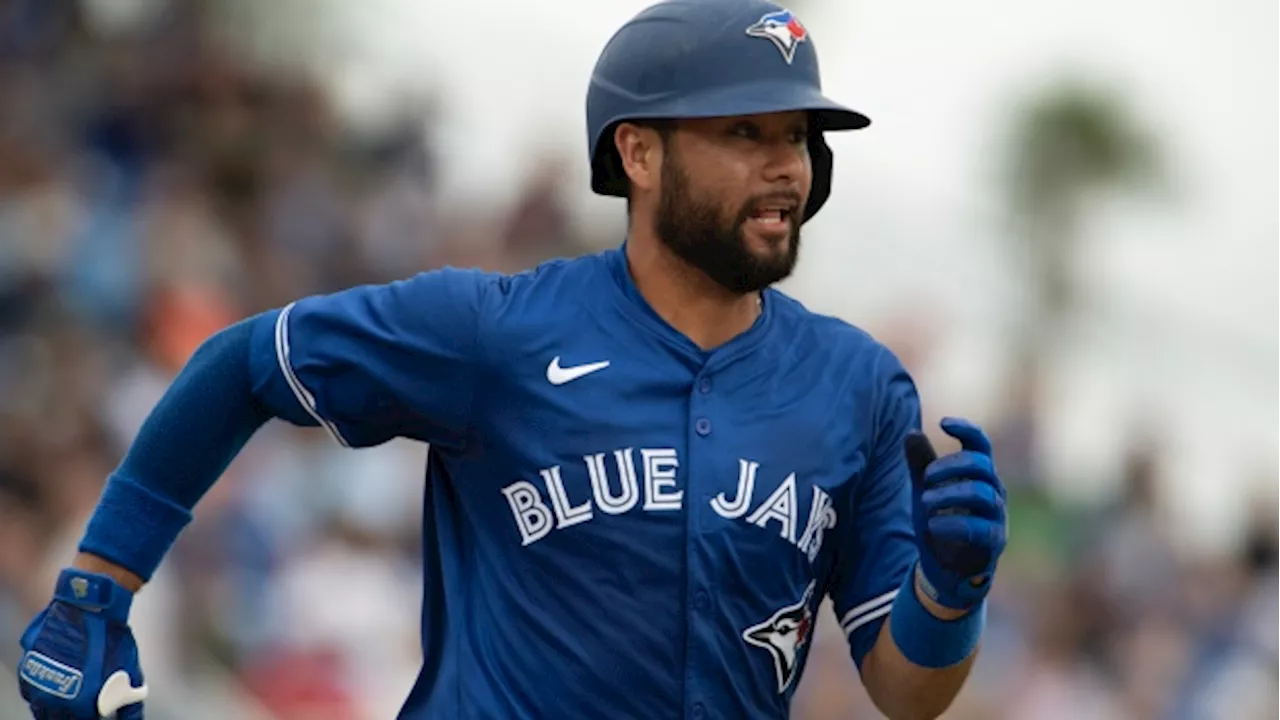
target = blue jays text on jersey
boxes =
[246,245,922,720]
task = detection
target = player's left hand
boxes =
[904,417,1007,613]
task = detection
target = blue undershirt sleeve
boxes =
[78,313,277,580]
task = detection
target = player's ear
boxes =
[614,121,664,194]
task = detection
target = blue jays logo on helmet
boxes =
[745,8,809,65]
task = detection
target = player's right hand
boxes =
[17,568,148,719]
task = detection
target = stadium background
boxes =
[0,0,1275,717]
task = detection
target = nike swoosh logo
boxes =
[547,356,610,385]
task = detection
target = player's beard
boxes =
[653,153,802,295]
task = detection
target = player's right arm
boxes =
[16,267,493,720]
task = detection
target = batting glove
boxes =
[18,569,148,719]
[904,417,1007,612]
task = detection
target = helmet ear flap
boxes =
[802,133,833,223]
[592,124,630,197]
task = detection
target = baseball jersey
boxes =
[246,244,921,720]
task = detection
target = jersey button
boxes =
[697,376,712,394]
[691,703,706,719]
[693,590,709,610]
[694,417,712,436]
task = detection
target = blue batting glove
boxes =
[904,417,1007,612]
[17,569,148,720]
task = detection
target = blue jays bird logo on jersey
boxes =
[745,9,809,65]
[742,580,816,693]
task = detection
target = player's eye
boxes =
[789,129,809,145]
[729,123,762,140]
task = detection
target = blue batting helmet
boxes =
[586,0,870,223]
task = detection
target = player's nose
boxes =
[761,142,807,186]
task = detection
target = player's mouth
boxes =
[744,200,797,240]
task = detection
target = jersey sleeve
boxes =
[247,267,492,449]
[827,348,921,672]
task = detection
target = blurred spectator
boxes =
[1088,437,1180,623]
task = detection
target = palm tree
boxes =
[1004,79,1163,372]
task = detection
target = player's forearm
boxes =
[77,314,275,583]
[862,619,976,719]
[859,574,982,720]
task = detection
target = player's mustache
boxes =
[742,191,803,215]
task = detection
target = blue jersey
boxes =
[247,245,921,719]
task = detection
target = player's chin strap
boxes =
[99,670,148,717]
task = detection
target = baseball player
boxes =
[16,1,1007,718]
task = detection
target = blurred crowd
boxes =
[798,433,1278,720]
[0,2,1274,719]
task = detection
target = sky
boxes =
[257,0,1276,553]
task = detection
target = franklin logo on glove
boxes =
[20,654,83,698]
